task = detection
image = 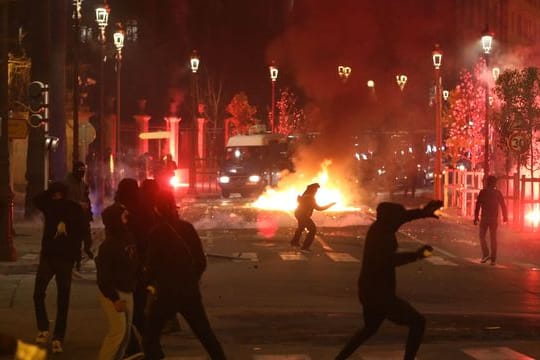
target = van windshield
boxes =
[225,147,264,162]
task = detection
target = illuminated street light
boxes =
[432,44,443,200]
[95,5,109,41]
[190,50,200,73]
[481,27,494,54]
[492,67,500,81]
[338,65,352,82]
[443,90,449,101]
[114,29,124,158]
[481,27,494,176]
[189,50,201,194]
[367,80,375,88]
[396,74,407,91]
[269,63,278,132]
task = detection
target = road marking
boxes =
[315,235,334,252]
[464,258,509,269]
[463,346,535,360]
[513,261,540,270]
[254,355,311,360]
[279,251,308,261]
[424,255,458,266]
[402,231,457,258]
[231,252,259,262]
[325,252,359,262]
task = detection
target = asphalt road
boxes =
[1,197,540,359]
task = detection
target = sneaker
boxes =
[51,339,63,354]
[35,331,49,345]
[123,352,145,360]
[300,248,312,254]
[480,256,490,263]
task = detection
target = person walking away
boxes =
[64,161,94,273]
[403,157,418,198]
[143,191,227,360]
[32,182,90,354]
[290,183,335,253]
[335,200,443,360]
[96,179,140,360]
[474,175,508,266]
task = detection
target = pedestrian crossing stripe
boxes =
[424,256,458,266]
[279,251,308,261]
[325,252,360,262]
[463,346,535,359]
[253,355,311,360]
[231,252,259,262]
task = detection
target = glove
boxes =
[473,218,479,225]
[416,244,434,259]
[422,200,444,219]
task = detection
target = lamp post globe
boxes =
[269,63,278,132]
[432,44,443,200]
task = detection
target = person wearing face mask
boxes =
[64,161,94,271]
[96,179,140,360]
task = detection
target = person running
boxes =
[290,183,335,253]
[474,175,508,266]
[143,190,227,360]
[96,179,140,360]
[335,200,443,360]
[32,182,90,354]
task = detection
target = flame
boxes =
[252,160,359,211]
[525,206,540,226]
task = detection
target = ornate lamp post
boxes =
[72,0,83,162]
[113,29,124,158]
[481,27,493,177]
[95,3,109,205]
[396,74,407,91]
[269,63,278,132]
[432,44,443,200]
[189,50,200,194]
[338,65,352,82]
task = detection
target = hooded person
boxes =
[32,181,90,354]
[96,179,140,360]
[335,200,443,360]
[290,183,336,252]
[142,190,226,360]
[474,175,508,265]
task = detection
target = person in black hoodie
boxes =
[32,182,90,354]
[96,179,140,360]
[143,190,226,360]
[290,183,335,252]
[335,200,443,360]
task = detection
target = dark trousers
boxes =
[291,216,316,250]
[479,221,498,261]
[143,290,226,360]
[336,297,425,360]
[33,256,74,340]
[125,283,146,354]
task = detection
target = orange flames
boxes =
[252,160,359,212]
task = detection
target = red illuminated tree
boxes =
[445,60,486,170]
[224,92,257,136]
[275,88,306,135]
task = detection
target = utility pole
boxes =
[0,0,16,261]
[72,0,82,163]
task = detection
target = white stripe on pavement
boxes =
[279,251,308,261]
[325,252,360,262]
[463,346,535,360]
[253,355,311,360]
[315,235,334,251]
[231,252,259,262]
[424,255,458,266]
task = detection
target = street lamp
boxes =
[72,0,83,162]
[95,3,109,206]
[481,26,494,177]
[432,44,443,200]
[269,63,278,133]
[396,74,407,91]
[338,65,352,82]
[443,90,449,101]
[189,50,200,194]
[113,28,124,158]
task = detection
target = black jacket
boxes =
[474,187,508,223]
[64,173,93,221]
[358,203,426,306]
[145,218,206,295]
[33,191,88,262]
[96,203,139,301]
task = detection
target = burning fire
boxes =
[252,160,359,211]
[525,206,540,226]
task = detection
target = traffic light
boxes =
[28,81,48,126]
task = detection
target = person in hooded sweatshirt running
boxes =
[290,183,335,253]
[335,200,443,360]
[96,179,140,360]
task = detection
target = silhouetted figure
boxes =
[96,179,140,360]
[335,200,443,360]
[474,175,508,266]
[403,157,418,198]
[143,191,226,360]
[64,161,94,272]
[32,182,90,354]
[290,183,336,253]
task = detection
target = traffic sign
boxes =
[507,132,529,154]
